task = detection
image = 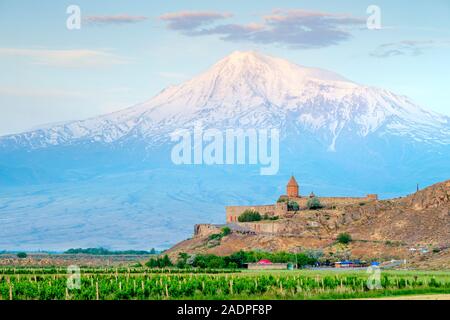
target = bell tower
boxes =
[287,176,299,198]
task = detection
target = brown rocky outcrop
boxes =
[405,180,450,210]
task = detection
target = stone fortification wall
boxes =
[226,202,287,222]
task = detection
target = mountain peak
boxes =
[222,50,275,65]
[226,50,262,59]
[214,50,350,83]
[1,51,449,150]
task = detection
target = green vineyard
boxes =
[1,269,450,300]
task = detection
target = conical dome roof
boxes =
[287,176,298,187]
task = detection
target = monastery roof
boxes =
[287,176,298,187]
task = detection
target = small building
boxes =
[334,260,365,268]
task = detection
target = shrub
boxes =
[238,210,261,222]
[337,233,352,245]
[208,227,232,242]
[306,197,323,210]
[176,253,189,269]
[287,200,300,211]
[208,233,222,241]
[131,262,143,267]
[193,254,226,269]
[221,227,231,236]
[17,252,27,259]
[145,254,173,268]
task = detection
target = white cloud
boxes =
[84,14,148,25]
[0,86,83,98]
[370,40,450,58]
[0,48,129,67]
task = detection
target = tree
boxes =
[145,254,173,268]
[176,252,189,269]
[238,210,261,222]
[17,252,27,259]
[337,233,352,244]
[287,200,300,211]
[306,197,323,210]
[161,254,173,267]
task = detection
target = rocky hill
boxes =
[166,179,450,269]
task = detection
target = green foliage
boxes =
[306,197,323,210]
[131,262,143,267]
[262,214,279,220]
[221,227,231,236]
[187,250,318,269]
[238,210,261,222]
[287,200,300,211]
[304,249,324,260]
[16,252,27,259]
[207,227,232,242]
[176,253,189,269]
[337,233,352,244]
[145,254,173,268]
[208,233,223,241]
[193,254,226,269]
[65,247,154,255]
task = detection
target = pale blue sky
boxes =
[0,0,449,135]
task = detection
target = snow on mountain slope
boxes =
[1,51,449,150]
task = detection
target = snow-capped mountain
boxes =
[2,51,449,151]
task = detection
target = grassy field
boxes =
[1,267,450,300]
